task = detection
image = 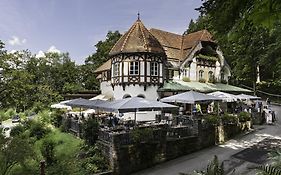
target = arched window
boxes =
[123,94,131,99]
[137,94,145,98]
[208,71,213,80]
[199,70,204,79]
[150,62,158,76]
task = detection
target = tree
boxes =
[82,117,99,146]
[84,31,121,90]
[0,134,34,175]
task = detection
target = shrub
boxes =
[29,121,51,140]
[82,117,99,146]
[221,79,227,84]
[131,127,154,143]
[221,114,238,124]
[40,138,57,166]
[10,125,25,137]
[205,115,220,125]
[238,112,251,122]
[51,110,64,128]
[182,77,190,82]
[199,78,206,83]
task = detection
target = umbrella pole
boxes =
[134,110,137,126]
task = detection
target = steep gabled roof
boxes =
[150,29,214,61]
[109,19,165,56]
[94,59,111,73]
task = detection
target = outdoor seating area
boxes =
[50,90,271,139]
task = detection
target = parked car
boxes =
[11,115,20,123]
[2,126,11,137]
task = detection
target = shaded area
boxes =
[232,138,281,164]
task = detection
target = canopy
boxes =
[160,90,222,104]
[51,100,72,110]
[64,98,106,109]
[96,97,178,113]
[207,91,238,102]
[236,94,261,101]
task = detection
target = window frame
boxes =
[129,61,139,75]
[150,62,158,76]
[113,63,119,76]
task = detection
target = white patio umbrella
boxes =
[64,98,106,109]
[51,100,72,110]
[160,90,222,104]
[96,97,178,122]
[236,94,261,101]
[207,91,239,102]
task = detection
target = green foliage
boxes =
[182,77,191,82]
[0,135,34,175]
[28,121,51,140]
[208,76,216,84]
[10,125,25,137]
[131,127,154,143]
[180,155,224,175]
[82,117,99,146]
[79,145,109,174]
[205,115,220,126]
[51,110,64,128]
[40,138,57,166]
[221,114,238,124]
[199,78,206,83]
[238,112,251,122]
[197,54,218,61]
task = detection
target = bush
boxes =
[199,78,206,83]
[182,77,191,82]
[131,127,154,143]
[60,117,71,132]
[221,114,238,124]
[205,115,220,125]
[40,138,57,166]
[82,117,99,146]
[221,79,227,84]
[10,125,25,137]
[28,121,51,140]
[38,110,51,124]
[51,110,64,128]
[238,112,251,122]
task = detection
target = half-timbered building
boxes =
[94,17,236,101]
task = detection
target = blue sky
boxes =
[0,0,202,64]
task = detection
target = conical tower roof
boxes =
[109,18,165,56]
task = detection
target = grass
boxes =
[35,128,83,160]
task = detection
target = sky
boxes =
[0,0,202,64]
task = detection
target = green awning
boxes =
[159,80,251,93]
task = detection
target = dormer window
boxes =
[129,61,139,75]
[151,62,158,76]
[113,63,119,76]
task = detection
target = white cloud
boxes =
[35,45,61,58]
[35,50,45,58]
[47,45,61,53]
[8,36,27,46]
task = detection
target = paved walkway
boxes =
[134,104,281,175]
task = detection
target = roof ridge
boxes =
[121,20,138,52]
[139,21,148,51]
[150,28,182,37]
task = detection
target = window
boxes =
[137,94,145,98]
[150,62,158,76]
[208,71,213,79]
[113,63,119,76]
[199,70,204,79]
[129,61,139,75]
[123,94,131,99]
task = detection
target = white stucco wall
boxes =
[189,58,197,81]
[113,85,159,100]
[100,81,114,97]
